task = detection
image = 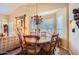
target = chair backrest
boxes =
[48,34,58,55]
[41,32,46,39]
[23,35,40,54]
[17,32,24,53]
[30,32,36,35]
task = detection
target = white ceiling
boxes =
[0,3,26,15]
[0,3,67,15]
[36,8,62,16]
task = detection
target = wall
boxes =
[69,3,79,54]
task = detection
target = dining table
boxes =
[23,35,51,44]
[22,32,60,54]
[23,35,52,54]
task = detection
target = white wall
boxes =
[69,3,79,54]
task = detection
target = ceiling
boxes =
[0,3,26,15]
[0,3,67,15]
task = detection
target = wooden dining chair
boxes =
[17,30,41,55]
[41,32,46,39]
[17,31,27,54]
[42,34,58,55]
[30,32,36,35]
[48,34,58,55]
[26,43,41,55]
[23,35,41,55]
[41,42,50,54]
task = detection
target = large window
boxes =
[9,22,14,36]
[0,17,2,33]
[40,18,54,37]
[0,21,2,33]
[31,18,54,37]
[31,19,37,32]
[0,18,8,33]
[57,15,64,38]
[31,15,64,38]
[0,18,14,36]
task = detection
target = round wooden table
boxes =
[23,35,51,44]
[23,35,51,54]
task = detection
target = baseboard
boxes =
[60,47,72,55]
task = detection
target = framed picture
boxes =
[3,24,8,35]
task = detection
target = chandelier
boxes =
[31,4,43,25]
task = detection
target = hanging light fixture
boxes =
[31,3,43,25]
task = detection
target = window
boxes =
[0,17,2,33]
[57,15,64,38]
[31,18,54,37]
[31,19,37,32]
[40,18,54,37]
[0,21,2,33]
[9,22,14,36]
